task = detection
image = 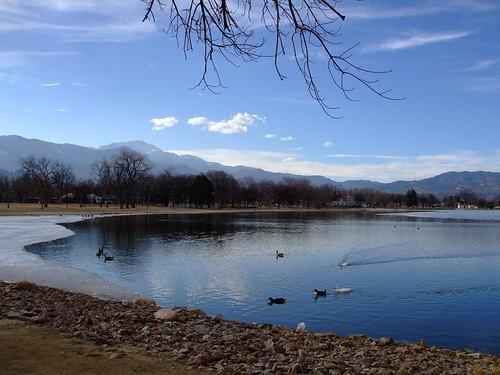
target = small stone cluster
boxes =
[1,281,499,374]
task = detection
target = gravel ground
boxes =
[1,281,499,374]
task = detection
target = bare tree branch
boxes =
[141,0,400,117]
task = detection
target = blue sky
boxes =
[1,0,500,182]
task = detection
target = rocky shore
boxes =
[1,281,499,374]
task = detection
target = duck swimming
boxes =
[267,297,286,305]
[313,289,327,296]
[338,261,349,268]
[104,254,114,262]
[276,250,284,258]
[335,287,352,294]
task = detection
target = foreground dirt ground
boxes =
[0,318,203,375]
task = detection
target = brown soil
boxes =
[0,318,204,375]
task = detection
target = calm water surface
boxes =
[27,211,500,354]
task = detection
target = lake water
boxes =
[26,210,500,354]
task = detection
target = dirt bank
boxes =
[0,318,202,375]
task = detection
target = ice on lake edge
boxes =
[380,209,500,221]
[0,215,139,301]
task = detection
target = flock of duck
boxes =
[94,247,351,301]
[267,251,352,305]
[96,246,114,262]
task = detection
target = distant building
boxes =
[456,202,478,209]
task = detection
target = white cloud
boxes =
[465,76,500,93]
[0,50,75,68]
[151,116,178,131]
[366,31,472,52]
[188,116,210,126]
[327,154,408,160]
[0,19,155,42]
[41,82,61,87]
[289,147,303,151]
[344,0,497,20]
[187,112,265,134]
[323,141,334,147]
[461,59,500,72]
[15,0,136,14]
[265,134,277,139]
[58,108,70,112]
[280,136,294,141]
[166,149,500,182]
[0,1,155,42]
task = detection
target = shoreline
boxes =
[0,214,139,300]
[0,202,416,217]
[1,281,499,374]
[2,208,500,372]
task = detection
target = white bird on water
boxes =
[335,287,352,294]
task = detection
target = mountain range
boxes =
[1,135,499,198]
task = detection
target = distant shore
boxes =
[0,203,416,217]
[1,281,499,374]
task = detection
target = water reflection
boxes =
[27,211,500,354]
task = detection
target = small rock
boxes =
[192,352,210,366]
[109,352,124,360]
[297,349,305,364]
[265,338,274,351]
[154,308,178,321]
[290,363,302,374]
[379,337,393,346]
[99,322,112,331]
[5,311,30,321]
[418,338,427,347]
[195,324,209,335]
[117,328,133,336]
[31,313,48,324]
[210,350,224,361]
[191,308,207,316]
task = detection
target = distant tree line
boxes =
[0,151,499,210]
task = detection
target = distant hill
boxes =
[1,135,499,198]
[0,135,332,185]
[340,172,500,198]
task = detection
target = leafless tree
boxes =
[20,156,56,209]
[141,0,397,116]
[52,162,76,206]
[207,170,239,208]
[95,150,152,209]
[114,150,152,208]
[0,170,12,207]
[94,159,114,207]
